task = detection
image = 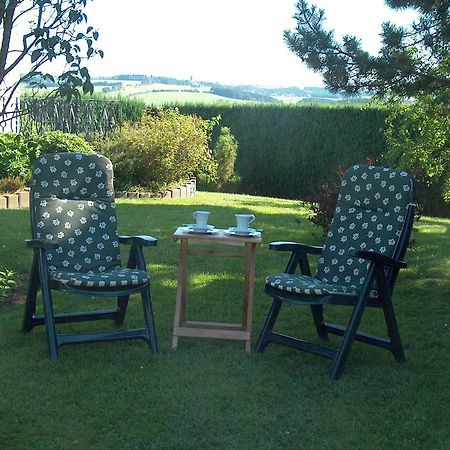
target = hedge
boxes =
[177,103,389,198]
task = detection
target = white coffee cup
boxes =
[193,210,210,229]
[235,213,255,231]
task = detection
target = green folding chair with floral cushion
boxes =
[23,152,158,358]
[255,164,416,380]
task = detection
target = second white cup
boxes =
[235,213,255,231]
[193,210,210,229]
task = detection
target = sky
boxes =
[82,0,417,88]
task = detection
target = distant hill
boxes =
[21,73,371,105]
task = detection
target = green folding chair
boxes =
[256,164,415,379]
[23,152,158,358]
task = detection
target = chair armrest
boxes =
[26,239,59,250]
[119,235,158,247]
[269,241,323,255]
[354,250,407,269]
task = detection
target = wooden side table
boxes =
[172,227,262,352]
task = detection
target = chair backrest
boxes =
[316,164,414,289]
[30,152,121,275]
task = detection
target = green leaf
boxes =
[31,49,42,63]
[82,80,94,95]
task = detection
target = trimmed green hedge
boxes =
[177,104,389,198]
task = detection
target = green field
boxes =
[126,90,245,106]
[95,79,247,106]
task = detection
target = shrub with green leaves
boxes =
[213,126,240,192]
[385,92,450,211]
[0,268,16,302]
[95,109,218,192]
[0,133,33,180]
[0,131,94,183]
[34,130,95,155]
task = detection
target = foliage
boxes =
[282,1,450,214]
[0,131,93,182]
[94,109,218,192]
[178,103,389,199]
[0,133,34,180]
[0,0,102,118]
[210,126,240,192]
[210,86,279,103]
[33,130,94,155]
[385,91,450,203]
[284,0,450,97]
[0,268,16,302]
[301,166,345,236]
[90,93,147,122]
[0,177,26,193]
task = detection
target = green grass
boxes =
[98,82,247,106]
[0,192,449,449]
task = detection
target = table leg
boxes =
[243,243,257,353]
[172,238,189,349]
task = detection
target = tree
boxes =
[0,0,102,119]
[284,0,450,207]
[284,0,449,98]
[385,90,450,201]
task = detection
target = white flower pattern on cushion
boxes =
[268,165,414,297]
[31,153,147,288]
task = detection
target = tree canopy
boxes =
[0,0,102,116]
[284,0,450,98]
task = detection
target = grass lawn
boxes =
[0,192,449,449]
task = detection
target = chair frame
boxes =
[23,234,158,359]
[255,203,415,380]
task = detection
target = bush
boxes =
[385,92,450,214]
[0,131,94,183]
[301,166,345,236]
[34,130,95,155]
[213,127,241,192]
[0,177,26,193]
[0,133,33,180]
[0,268,16,303]
[95,109,218,192]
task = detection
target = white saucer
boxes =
[224,227,261,237]
[182,224,216,234]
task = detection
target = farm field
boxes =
[125,90,245,105]
[21,75,363,106]
[95,79,247,105]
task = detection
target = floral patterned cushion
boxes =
[51,268,149,289]
[31,153,123,279]
[266,273,359,296]
[268,164,414,296]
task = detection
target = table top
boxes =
[172,227,262,245]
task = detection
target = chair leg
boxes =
[40,281,59,360]
[115,295,130,326]
[141,286,158,353]
[383,298,405,361]
[22,256,40,332]
[36,251,59,359]
[330,296,367,380]
[310,305,328,339]
[255,297,283,352]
